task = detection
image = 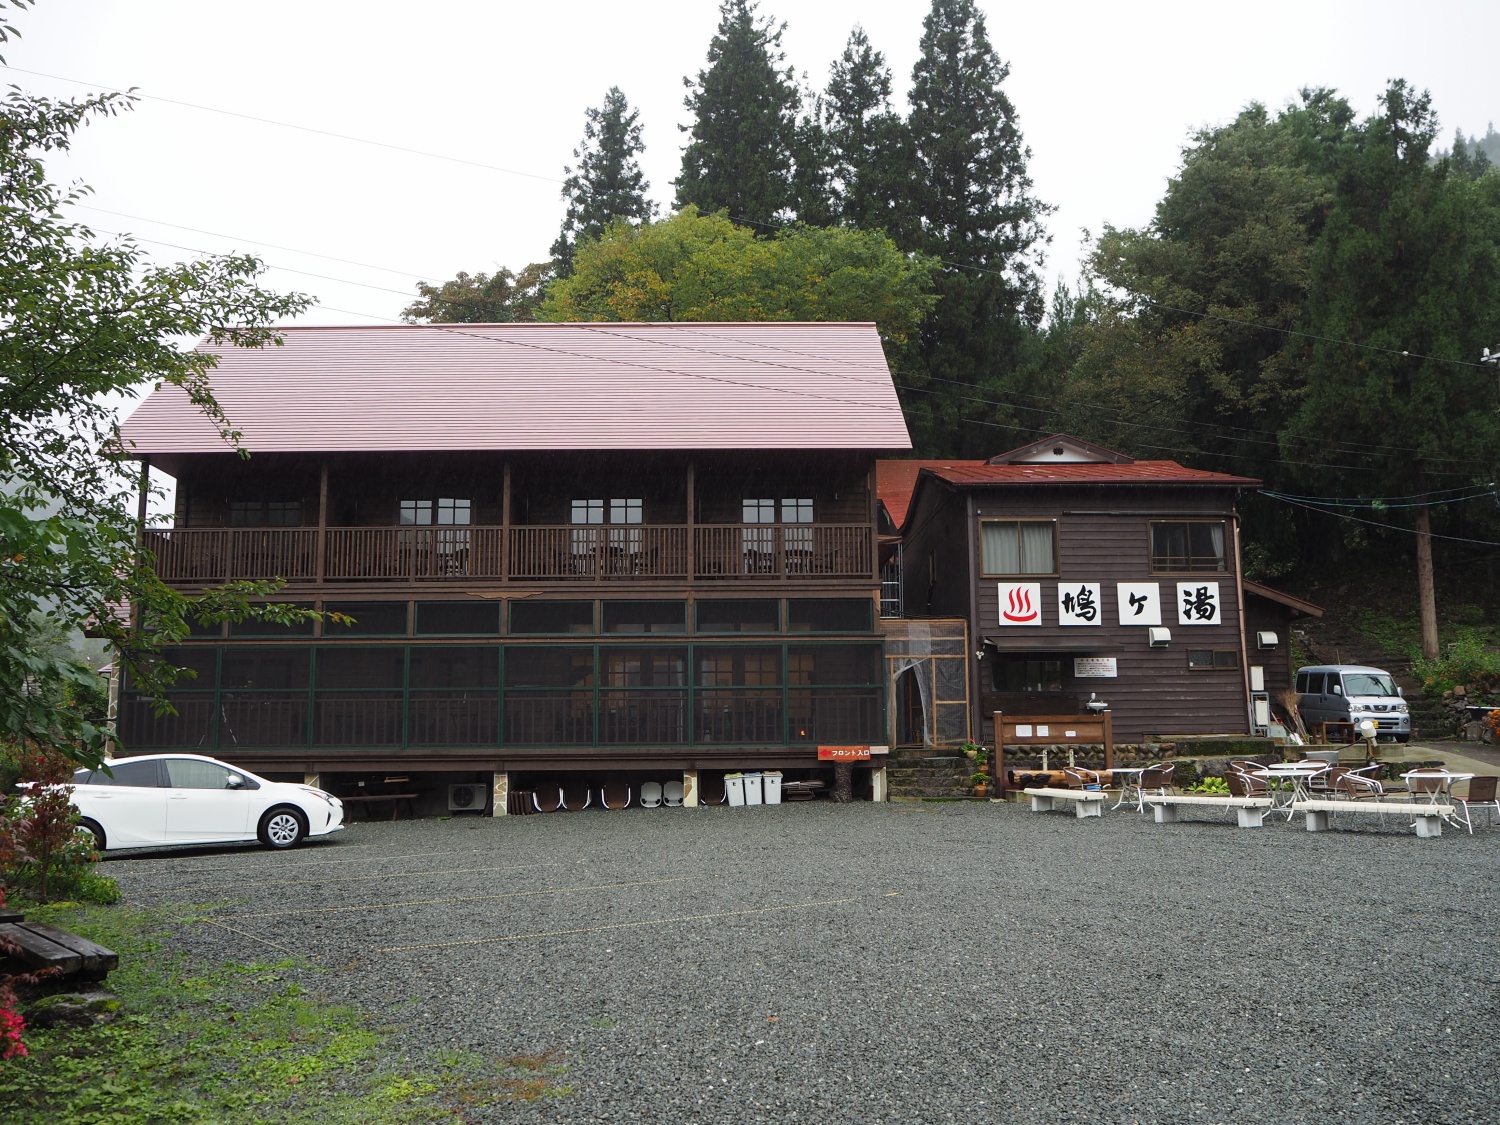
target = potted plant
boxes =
[962,741,990,776]
[971,772,990,798]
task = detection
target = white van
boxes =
[1294,665,1411,742]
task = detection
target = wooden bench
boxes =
[1291,799,1454,837]
[0,920,118,981]
[1022,787,1105,818]
[1143,793,1275,828]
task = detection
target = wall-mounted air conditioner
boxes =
[1148,627,1171,647]
[448,783,487,812]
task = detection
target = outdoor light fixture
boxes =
[1148,627,1171,647]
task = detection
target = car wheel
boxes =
[1395,734,1410,744]
[258,807,306,850]
[79,818,106,851]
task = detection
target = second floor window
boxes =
[980,520,1056,576]
[571,499,642,525]
[401,498,471,526]
[229,500,301,526]
[1151,520,1226,573]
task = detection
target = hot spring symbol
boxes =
[1002,585,1039,623]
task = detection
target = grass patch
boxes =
[0,902,571,1123]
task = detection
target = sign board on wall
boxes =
[1057,582,1102,626]
[817,745,871,761]
[1116,583,1161,625]
[1176,582,1222,625]
[1073,657,1118,678]
[997,582,1042,626]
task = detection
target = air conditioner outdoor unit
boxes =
[448,783,487,812]
[1257,631,1280,649]
[1148,627,1171,647]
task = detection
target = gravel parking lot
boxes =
[106,800,1498,1124]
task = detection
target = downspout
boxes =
[1232,504,1253,734]
[965,491,981,750]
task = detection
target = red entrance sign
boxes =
[817,745,871,761]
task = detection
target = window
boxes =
[503,647,594,746]
[610,498,642,525]
[781,498,812,523]
[416,601,501,636]
[1150,521,1227,573]
[164,759,239,790]
[742,498,776,524]
[315,648,404,746]
[787,644,882,743]
[696,599,779,633]
[980,521,1057,576]
[602,601,686,634]
[323,601,409,637]
[220,648,310,690]
[991,658,1063,693]
[695,646,782,744]
[787,599,873,633]
[219,648,310,748]
[400,498,472,526]
[229,501,302,526]
[510,600,594,635]
[600,647,687,744]
[1188,649,1240,670]
[90,759,162,787]
[408,647,498,746]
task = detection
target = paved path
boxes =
[105,800,1499,1124]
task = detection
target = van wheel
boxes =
[1394,734,1410,744]
[258,807,306,850]
[79,818,106,851]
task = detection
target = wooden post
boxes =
[993,710,1006,795]
[131,457,150,634]
[685,458,695,581]
[315,462,329,585]
[501,460,512,583]
[491,771,508,816]
[1103,711,1114,772]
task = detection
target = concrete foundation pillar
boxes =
[304,772,320,790]
[491,771,508,817]
[683,769,699,808]
[870,765,888,803]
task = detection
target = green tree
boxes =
[823,26,907,232]
[1285,81,1500,657]
[0,83,320,767]
[675,0,801,228]
[401,262,554,323]
[550,87,656,276]
[900,0,1051,454]
[539,207,937,349]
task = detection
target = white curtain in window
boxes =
[1206,521,1225,563]
[1020,523,1054,574]
[981,523,1019,574]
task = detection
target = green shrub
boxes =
[1186,776,1230,795]
[1412,631,1500,696]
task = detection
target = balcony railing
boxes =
[145,524,874,583]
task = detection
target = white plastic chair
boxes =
[662,779,685,807]
[640,781,663,808]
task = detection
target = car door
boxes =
[163,758,255,843]
[1298,672,1325,724]
[80,759,168,847]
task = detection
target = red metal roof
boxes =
[119,322,912,456]
[877,456,1260,532]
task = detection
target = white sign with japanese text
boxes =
[1074,657,1118,678]
[997,582,1042,626]
[1057,582,1102,626]
[1176,581,1222,625]
[1116,583,1162,626]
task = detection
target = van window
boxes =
[1304,673,1324,694]
[1295,673,1308,693]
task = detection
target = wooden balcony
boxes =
[144,524,875,584]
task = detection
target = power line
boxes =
[2,64,564,186]
[1263,493,1500,548]
[1261,487,1498,510]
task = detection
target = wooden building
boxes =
[116,323,910,810]
[879,435,1292,745]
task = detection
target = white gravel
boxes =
[106,800,1500,1123]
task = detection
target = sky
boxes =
[10,0,1497,335]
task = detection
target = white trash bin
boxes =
[762,771,783,805]
[725,773,746,807]
[743,772,764,805]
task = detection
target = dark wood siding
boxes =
[966,485,1249,743]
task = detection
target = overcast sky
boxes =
[11,0,1496,333]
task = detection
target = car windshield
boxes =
[1342,673,1398,697]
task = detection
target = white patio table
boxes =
[1105,767,1149,811]
[1402,770,1474,810]
[1252,765,1325,819]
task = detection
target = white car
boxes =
[68,754,344,851]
